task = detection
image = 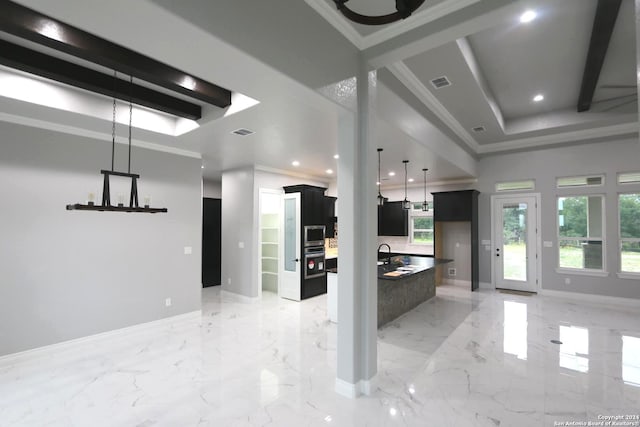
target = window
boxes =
[496,180,535,192]
[557,175,604,188]
[618,172,640,185]
[410,202,434,248]
[557,195,605,271]
[619,193,640,274]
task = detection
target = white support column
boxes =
[335,57,378,398]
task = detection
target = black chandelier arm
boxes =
[333,0,426,26]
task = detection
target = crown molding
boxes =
[305,0,479,50]
[388,61,480,152]
[0,112,202,159]
[254,164,331,185]
[380,177,477,190]
[477,122,639,154]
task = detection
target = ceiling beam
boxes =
[0,40,202,120]
[577,0,622,112]
[0,0,231,110]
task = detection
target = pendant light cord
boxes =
[111,70,117,172]
[128,75,133,174]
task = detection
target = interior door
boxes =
[202,198,221,287]
[493,195,538,292]
[280,193,301,301]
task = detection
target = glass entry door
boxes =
[493,195,538,292]
[280,193,301,301]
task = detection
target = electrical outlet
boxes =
[564,278,571,285]
[448,268,456,276]
[184,246,192,255]
[165,298,172,307]
[228,278,231,285]
[238,241,244,249]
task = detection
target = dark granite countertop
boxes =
[378,256,452,281]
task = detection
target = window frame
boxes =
[556,194,607,275]
[618,192,640,277]
[409,202,434,248]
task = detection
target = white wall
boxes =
[0,121,202,356]
[203,179,222,199]
[476,138,640,298]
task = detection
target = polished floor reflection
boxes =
[1,285,639,426]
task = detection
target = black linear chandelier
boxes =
[66,72,167,214]
[332,0,426,25]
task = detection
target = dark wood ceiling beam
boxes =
[0,0,231,109]
[0,40,202,120]
[577,0,623,112]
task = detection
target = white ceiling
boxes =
[1,0,637,188]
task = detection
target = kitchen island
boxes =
[377,255,451,327]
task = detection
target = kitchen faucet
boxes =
[377,243,391,265]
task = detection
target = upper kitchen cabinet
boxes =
[283,185,327,226]
[433,190,478,222]
[378,201,408,236]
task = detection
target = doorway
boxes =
[259,189,283,297]
[491,194,540,293]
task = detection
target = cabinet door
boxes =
[433,191,473,221]
[325,196,337,237]
[378,201,408,236]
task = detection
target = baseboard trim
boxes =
[335,375,378,398]
[221,290,260,304]
[479,281,494,290]
[539,289,640,308]
[0,310,202,364]
[335,378,359,398]
[442,278,471,287]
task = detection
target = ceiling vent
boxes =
[231,128,255,136]
[430,76,451,89]
[472,126,486,133]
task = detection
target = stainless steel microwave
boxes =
[304,225,325,247]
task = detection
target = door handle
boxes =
[293,258,299,262]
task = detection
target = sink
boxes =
[378,264,398,273]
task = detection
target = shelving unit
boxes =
[260,213,280,293]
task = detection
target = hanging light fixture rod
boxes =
[422,168,429,212]
[377,148,386,207]
[402,160,411,210]
[333,0,426,26]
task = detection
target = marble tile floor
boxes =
[1,284,639,426]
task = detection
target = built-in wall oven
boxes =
[304,225,325,247]
[304,246,326,279]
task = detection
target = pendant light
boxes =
[66,72,167,213]
[402,160,411,210]
[421,168,429,211]
[377,148,386,206]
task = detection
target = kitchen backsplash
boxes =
[377,236,433,255]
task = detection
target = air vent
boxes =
[231,128,254,136]
[430,76,451,89]
[472,126,486,133]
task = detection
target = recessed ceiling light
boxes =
[292,160,300,167]
[326,169,333,174]
[520,10,537,23]
[376,181,380,185]
[533,94,544,102]
[408,178,414,183]
[333,154,339,159]
[388,171,395,177]
[201,165,204,169]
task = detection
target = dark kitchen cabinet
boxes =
[378,201,408,236]
[283,185,328,225]
[325,196,337,238]
[432,190,479,291]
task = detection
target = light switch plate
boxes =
[543,241,553,248]
[184,246,192,255]
[238,241,245,249]
[481,240,491,246]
